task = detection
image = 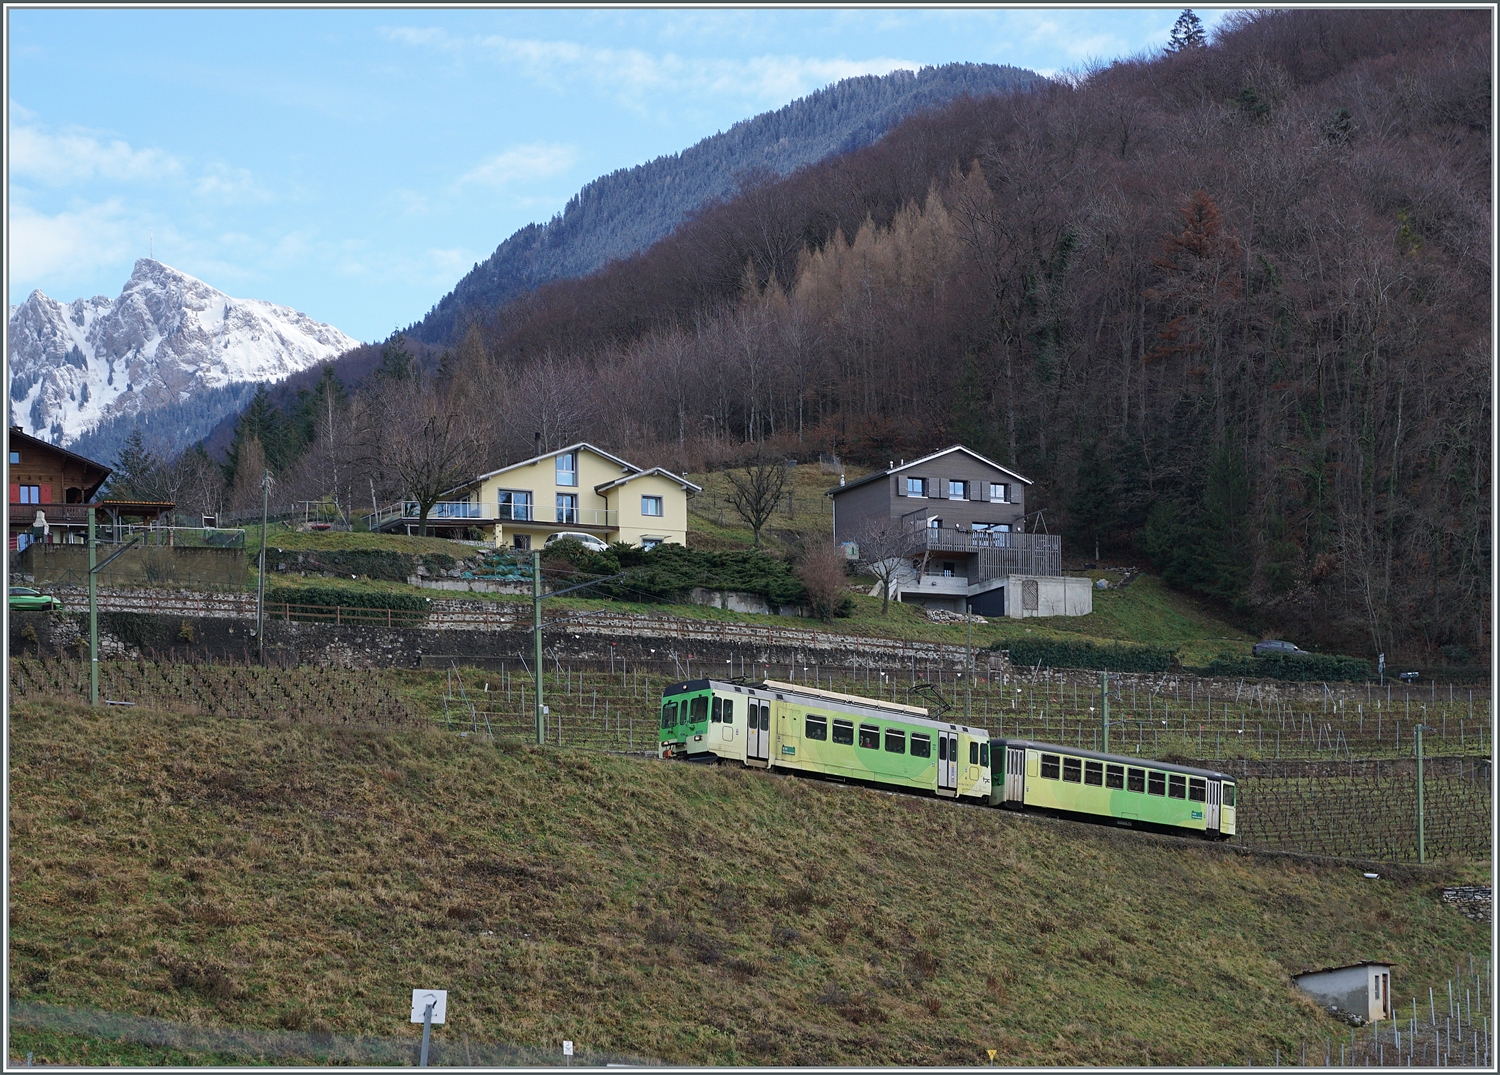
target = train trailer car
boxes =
[988,738,1237,839]
[659,678,992,801]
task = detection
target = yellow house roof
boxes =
[443,442,638,497]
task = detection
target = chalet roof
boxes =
[443,442,639,497]
[593,467,702,496]
[8,426,113,493]
[1293,961,1398,979]
[826,444,1033,497]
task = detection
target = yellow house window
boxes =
[642,495,663,517]
[556,452,577,487]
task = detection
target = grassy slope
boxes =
[9,700,1486,1066]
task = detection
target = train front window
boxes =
[910,733,931,758]
[1105,764,1124,789]
[689,696,709,724]
[1223,783,1236,807]
[1168,774,1187,799]
[1148,771,1166,795]
[832,719,854,745]
[661,702,678,729]
[1188,777,1206,802]
[1040,753,1060,779]
[1062,757,1082,783]
[1127,767,1146,793]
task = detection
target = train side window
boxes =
[1222,783,1236,807]
[969,742,979,765]
[759,705,770,731]
[661,702,677,729]
[1084,761,1104,786]
[805,715,827,740]
[1040,753,1061,779]
[722,698,734,725]
[832,719,854,745]
[1168,774,1187,799]
[938,737,948,762]
[711,697,723,723]
[1127,767,1146,793]
[884,729,905,753]
[689,696,709,723]
[1062,757,1082,783]
[1105,764,1125,789]
[1148,771,1166,795]
[858,725,880,749]
[910,733,931,758]
[980,743,989,768]
[1188,777,1207,802]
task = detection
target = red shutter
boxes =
[40,484,51,504]
[8,484,18,503]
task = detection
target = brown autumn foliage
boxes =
[315,10,1486,660]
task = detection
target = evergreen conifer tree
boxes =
[1167,9,1207,52]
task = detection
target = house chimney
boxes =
[888,460,894,470]
[534,431,542,458]
[839,474,846,486]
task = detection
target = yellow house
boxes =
[442,443,700,550]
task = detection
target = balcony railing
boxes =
[906,523,1061,579]
[363,501,619,532]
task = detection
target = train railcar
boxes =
[987,738,1237,839]
[659,678,992,801]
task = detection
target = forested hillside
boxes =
[437,9,1489,658]
[171,9,1487,663]
[407,63,1043,345]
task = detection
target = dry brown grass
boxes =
[8,698,1490,1065]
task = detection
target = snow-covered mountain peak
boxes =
[7,261,360,452]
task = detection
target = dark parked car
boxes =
[9,587,63,612]
[1253,639,1304,657]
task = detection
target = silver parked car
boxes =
[1253,639,1304,657]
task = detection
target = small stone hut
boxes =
[1293,961,1396,1024]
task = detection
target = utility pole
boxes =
[533,549,544,745]
[1101,669,1110,754]
[88,507,98,707]
[1415,723,1429,864]
[964,603,973,724]
[256,470,270,665]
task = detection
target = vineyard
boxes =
[8,653,1491,863]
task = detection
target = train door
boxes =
[746,700,770,763]
[1006,745,1026,803]
[938,731,958,794]
[1206,780,1222,832]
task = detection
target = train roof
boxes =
[663,678,985,736]
[995,738,1238,782]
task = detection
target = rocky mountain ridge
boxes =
[8,259,359,458]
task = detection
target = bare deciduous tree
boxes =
[797,542,850,620]
[380,399,480,536]
[852,518,924,616]
[724,453,791,545]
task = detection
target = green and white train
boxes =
[659,677,1237,839]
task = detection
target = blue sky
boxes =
[8,7,1233,343]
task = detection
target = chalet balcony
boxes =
[363,501,619,533]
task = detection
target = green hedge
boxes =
[1196,653,1371,682]
[544,541,806,607]
[263,586,431,625]
[995,637,1175,673]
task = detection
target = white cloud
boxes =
[9,123,180,185]
[384,28,918,107]
[456,143,578,189]
[195,162,271,203]
[8,199,137,281]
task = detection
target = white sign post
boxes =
[563,1040,574,1067]
[411,989,448,1067]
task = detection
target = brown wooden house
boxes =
[7,427,174,551]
